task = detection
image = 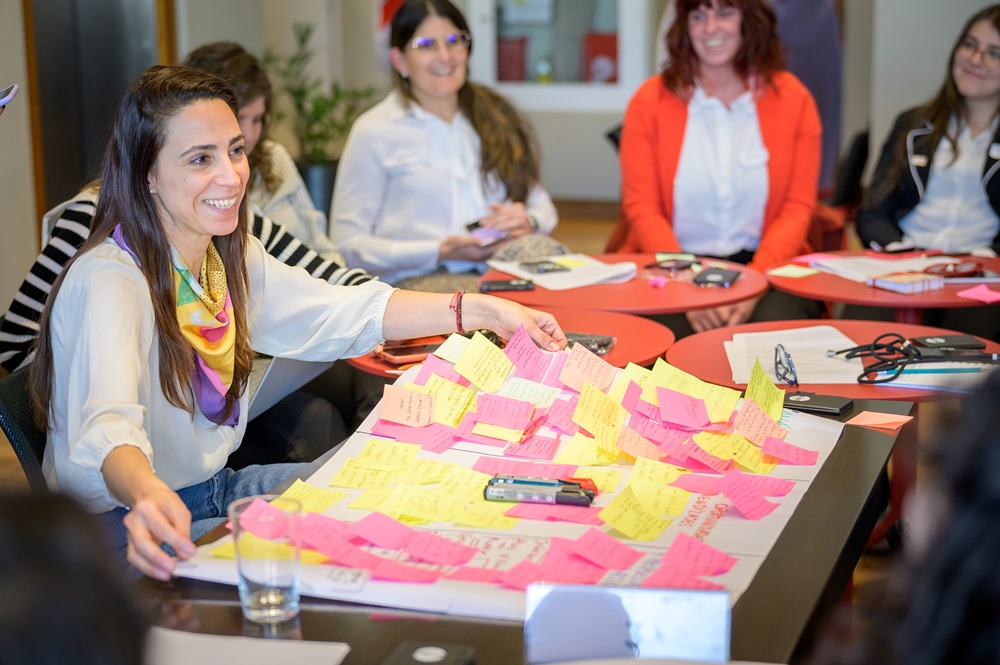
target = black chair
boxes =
[0,365,48,492]
[605,123,623,152]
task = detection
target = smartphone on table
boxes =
[480,279,535,293]
[378,338,446,365]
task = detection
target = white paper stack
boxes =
[725,325,866,385]
[809,255,959,282]
[487,254,637,290]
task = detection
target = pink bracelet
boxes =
[449,291,465,333]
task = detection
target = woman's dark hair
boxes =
[30,65,253,429]
[182,41,280,194]
[662,0,785,98]
[0,493,148,665]
[389,0,541,202]
[869,5,1000,205]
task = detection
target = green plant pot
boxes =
[296,160,339,218]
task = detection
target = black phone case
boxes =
[783,392,854,415]
[480,279,535,292]
[694,268,740,288]
[381,641,475,665]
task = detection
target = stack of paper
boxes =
[487,254,637,290]
[725,326,866,385]
[809,255,959,282]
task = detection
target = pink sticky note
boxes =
[669,473,722,495]
[370,558,444,583]
[545,396,581,435]
[314,537,383,569]
[503,434,560,461]
[380,384,434,427]
[403,531,479,566]
[537,539,607,584]
[621,381,643,414]
[504,503,605,525]
[845,411,914,431]
[475,393,535,429]
[445,566,501,583]
[657,387,711,429]
[399,422,461,454]
[457,412,510,447]
[734,399,788,446]
[641,566,725,590]
[719,470,778,520]
[349,512,416,550]
[540,352,569,389]
[957,284,1000,304]
[504,324,551,381]
[746,474,796,497]
[300,512,351,550]
[686,443,733,474]
[415,353,470,387]
[630,413,692,458]
[761,435,819,466]
[661,532,738,576]
[617,426,665,461]
[558,342,617,393]
[236,498,289,540]
[497,560,542,591]
[569,528,644,570]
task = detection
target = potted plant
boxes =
[263,23,376,216]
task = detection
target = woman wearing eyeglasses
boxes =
[329,0,559,290]
[851,6,1000,338]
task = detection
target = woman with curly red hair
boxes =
[610,0,823,337]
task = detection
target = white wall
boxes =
[0,1,39,310]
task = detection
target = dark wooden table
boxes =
[141,399,909,665]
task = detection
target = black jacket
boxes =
[856,108,1000,253]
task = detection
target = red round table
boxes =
[348,307,676,377]
[767,250,1000,324]
[479,253,768,315]
[666,318,1000,548]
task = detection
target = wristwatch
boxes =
[528,215,539,233]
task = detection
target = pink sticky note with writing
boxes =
[540,352,569,389]
[537,539,607,584]
[504,503,605,525]
[370,558,444,583]
[641,565,725,590]
[475,393,535,429]
[558,342,617,393]
[404,531,479,565]
[746,474,796,497]
[617,426,664,461]
[504,324,551,381]
[661,532,738,576]
[669,473,723,495]
[686,443,733,473]
[497,560,542,591]
[657,387,711,429]
[380,384,434,427]
[621,380,643,414]
[545,396,581,435]
[761,435,818,466]
[719,470,778,520]
[313,537,383,569]
[299,512,351,550]
[957,284,1000,304]
[845,411,914,431]
[734,399,788,446]
[503,434,560,461]
[398,422,460,454]
[414,353,469,387]
[445,566,501,583]
[457,412,509,447]
[236,498,289,540]
[349,511,416,550]
[569,528,644,570]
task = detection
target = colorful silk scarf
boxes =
[112,225,239,425]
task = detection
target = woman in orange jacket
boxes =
[610,0,822,336]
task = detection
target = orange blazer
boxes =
[611,71,822,272]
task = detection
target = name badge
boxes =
[910,154,929,168]
[990,143,1000,160]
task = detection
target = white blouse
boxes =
[672,86,769,258]
[43,236,394,512]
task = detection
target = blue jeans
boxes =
[99,463,304,577]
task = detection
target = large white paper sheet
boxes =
[726,325,865,384]
[487,254,637,290]
[809,255,959,282]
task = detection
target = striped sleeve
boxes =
[250,214,372,286]
[0,201,96,372]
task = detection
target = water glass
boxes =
[228,494,302,623]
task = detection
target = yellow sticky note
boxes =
[698,383,742,424]
[349,488,393,511]
[599,485,672,541]
[389,459,457,485]
[631,457,689,485]
[329,459,393,489]
[617,427,664,462]
[573,467,624,493]
[454,331,513,392]
[472,422,524,442]
[650,358,704,399]
[693,431,740,460]
[234,532,297,561]
[433,466,493,502]
[455,499,520,530]
[628,478,693,516]
[746,358,784,421]
[424,374,477,428]
[607,363,654,404]
[552,256,588,268]
[354,439,421,472]
[378,484,464,523]
[210,538,330,564]
[554,431,617,466]
[276,479,348,513]
[731,437,779,475]
[574,383,627,434]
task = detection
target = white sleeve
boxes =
[524,183,559,234]
[51,254,155,508]
[245,237,396,359]
[329,120,441,278]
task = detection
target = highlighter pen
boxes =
[483,484,592,506]
[492,474,577,488]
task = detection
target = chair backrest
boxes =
[0,365,48,492]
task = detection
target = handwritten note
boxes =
[660,532,738,576]
[569,527,644,570]
[377,484,465,523]
[719,470,778,520]
[370,558,443,583]
[503,433,560,460]
[628,478,692,516]
[504,503,605,525]
[558,342,617,393]
[745,358,784,421]
[354,438,421,472]
[433,466,494,502]
[276,479,347,514]
[553,431,616,466]
[453,499,521,530]
[631,457,689,485]
[423,374,477,428]
[498,377,562,409]
[475,393,535,429]
[432,332,470,363]
[573,382,627,437]
[329,459,393,489]
[733,398,788,446]
[503,324,551,381]
[403,531,478,565]
[414,353,469,387]
[545,396,582,435]
[454,331,513,392]
[349,511,415,549]
[761,435,819,465]
[657,387,711,428]
[380,384,434,427]
[616,426,664,462]
[608,363,654,404]
[599,485,672,541]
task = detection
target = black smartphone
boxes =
[379,342,443,365]
[693,268,741,288]
[381,641,475,665]
[519,260,569,274]
[783,392,854,416]
[480,279,535,293]
[910,334,986,350]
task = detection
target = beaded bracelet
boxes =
[449,290,465,333]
